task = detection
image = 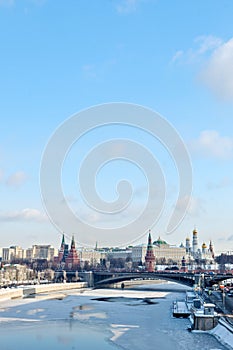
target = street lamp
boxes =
[222,291,226,312]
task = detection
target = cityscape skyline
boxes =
[0,229,218,272]
[0,227,217,256]
[0,1,233,251]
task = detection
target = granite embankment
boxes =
[0,282,87,300]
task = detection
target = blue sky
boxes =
[0,0,233,254]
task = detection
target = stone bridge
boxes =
[55,270,233,288]
[92,271,198,288]
[92,272,233,288]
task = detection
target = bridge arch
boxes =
[93,272,196,288]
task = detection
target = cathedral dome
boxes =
[193,229,198,235]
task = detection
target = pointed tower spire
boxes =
[65,234,80,270]
[145,230,155,272]
[71,235,75,249]
[148,229,152,245]
[58,233,65,262]
[61,233,65,246]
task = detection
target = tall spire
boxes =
[61,233,65,246]
[58,233,65,263]
[145,230,155,272]
[148,229,152,247]
[71,235,75,249]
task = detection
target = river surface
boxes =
[0,283,230,350]
[0,320,117,350]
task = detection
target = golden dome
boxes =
[186,237,190,241]
[193,229,197,235]
[202,242,207,249]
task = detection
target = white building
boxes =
[184,229,215,262]
[78,248,106,266]
[30,245,57,261]
[2,246,25,262]
[131,237,186,265]
[2,245,57,262]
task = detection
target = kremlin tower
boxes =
[145,230,155,272]
[54,234,79,270]
[181,256,187,272]
[54,233,69,266]
[58,234,65,262]
[57,234,68,263]
[65,235,80,270]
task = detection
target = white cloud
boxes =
[189,130,233,159]
[194,35,223,55]
[171,50,183,63]
[171,35,222,64]
[6,171,27,187]
[0,208,48,222]
[172,35,233,101]
[116,0,140,14]
[200,38,233,101]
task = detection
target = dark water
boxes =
[0,320,117,350]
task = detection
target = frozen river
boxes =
[0,283,230,350]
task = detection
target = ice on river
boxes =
[0,283,230,350]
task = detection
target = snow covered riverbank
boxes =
[0,282,87,301]
[210,318,233,349]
